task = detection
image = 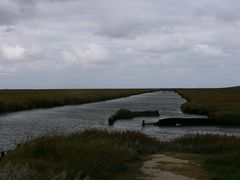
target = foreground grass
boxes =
[177,86,240,125]
[166,134,240,180]
[2,129,240,179]
[1,129,161,179]
[0,89,156,114]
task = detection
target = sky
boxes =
[0,0,240,88]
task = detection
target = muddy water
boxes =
[0,91,240,151]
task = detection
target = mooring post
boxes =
[17,143,22,148]
[1,151,5,158]
[142,120,145,127]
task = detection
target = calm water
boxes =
[1,91,240,151]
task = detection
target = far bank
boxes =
[175,86,240,125]
[0,89,158,115]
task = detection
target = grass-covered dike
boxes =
[1,129,240,179]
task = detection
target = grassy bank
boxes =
[177,86,240,125]
[2,129,240,179]
[0,89,156,114]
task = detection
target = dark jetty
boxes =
[153,118,218,126]
[108,109,159,125]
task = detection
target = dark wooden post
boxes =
[1,151,5,158]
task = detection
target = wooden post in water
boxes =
[17,143,22,148]
[1,151,5,158]
[142,120,145,127]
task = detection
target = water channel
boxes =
[1,91,240,151]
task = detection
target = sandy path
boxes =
[139,154,208,180]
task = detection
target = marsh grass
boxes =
[2,130,240,179]
[164,134,240,179]
[114,109,135,119]
[3,129,161,179]
[177,86,240,125]
[113,109,159,119]
[0,89,156,114]
[108,109,159,125]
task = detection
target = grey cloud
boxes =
[0,0,240,88]
[0,0,36,25]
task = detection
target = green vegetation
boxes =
[2,130,240,179]
[1,129,161,179]
[108,109,159,125]
[114,109,159,119]
[177,86,240,125]
[0,89,156,114]
[2,87,240,179]
[165,134,240,180]
[114,109,136,119]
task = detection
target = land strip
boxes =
[0,89,157,114]
[176,86,240,125]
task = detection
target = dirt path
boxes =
[138,154,208,180]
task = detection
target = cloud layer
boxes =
[0,0,240,88]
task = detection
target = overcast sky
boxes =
[0,0,240,88]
